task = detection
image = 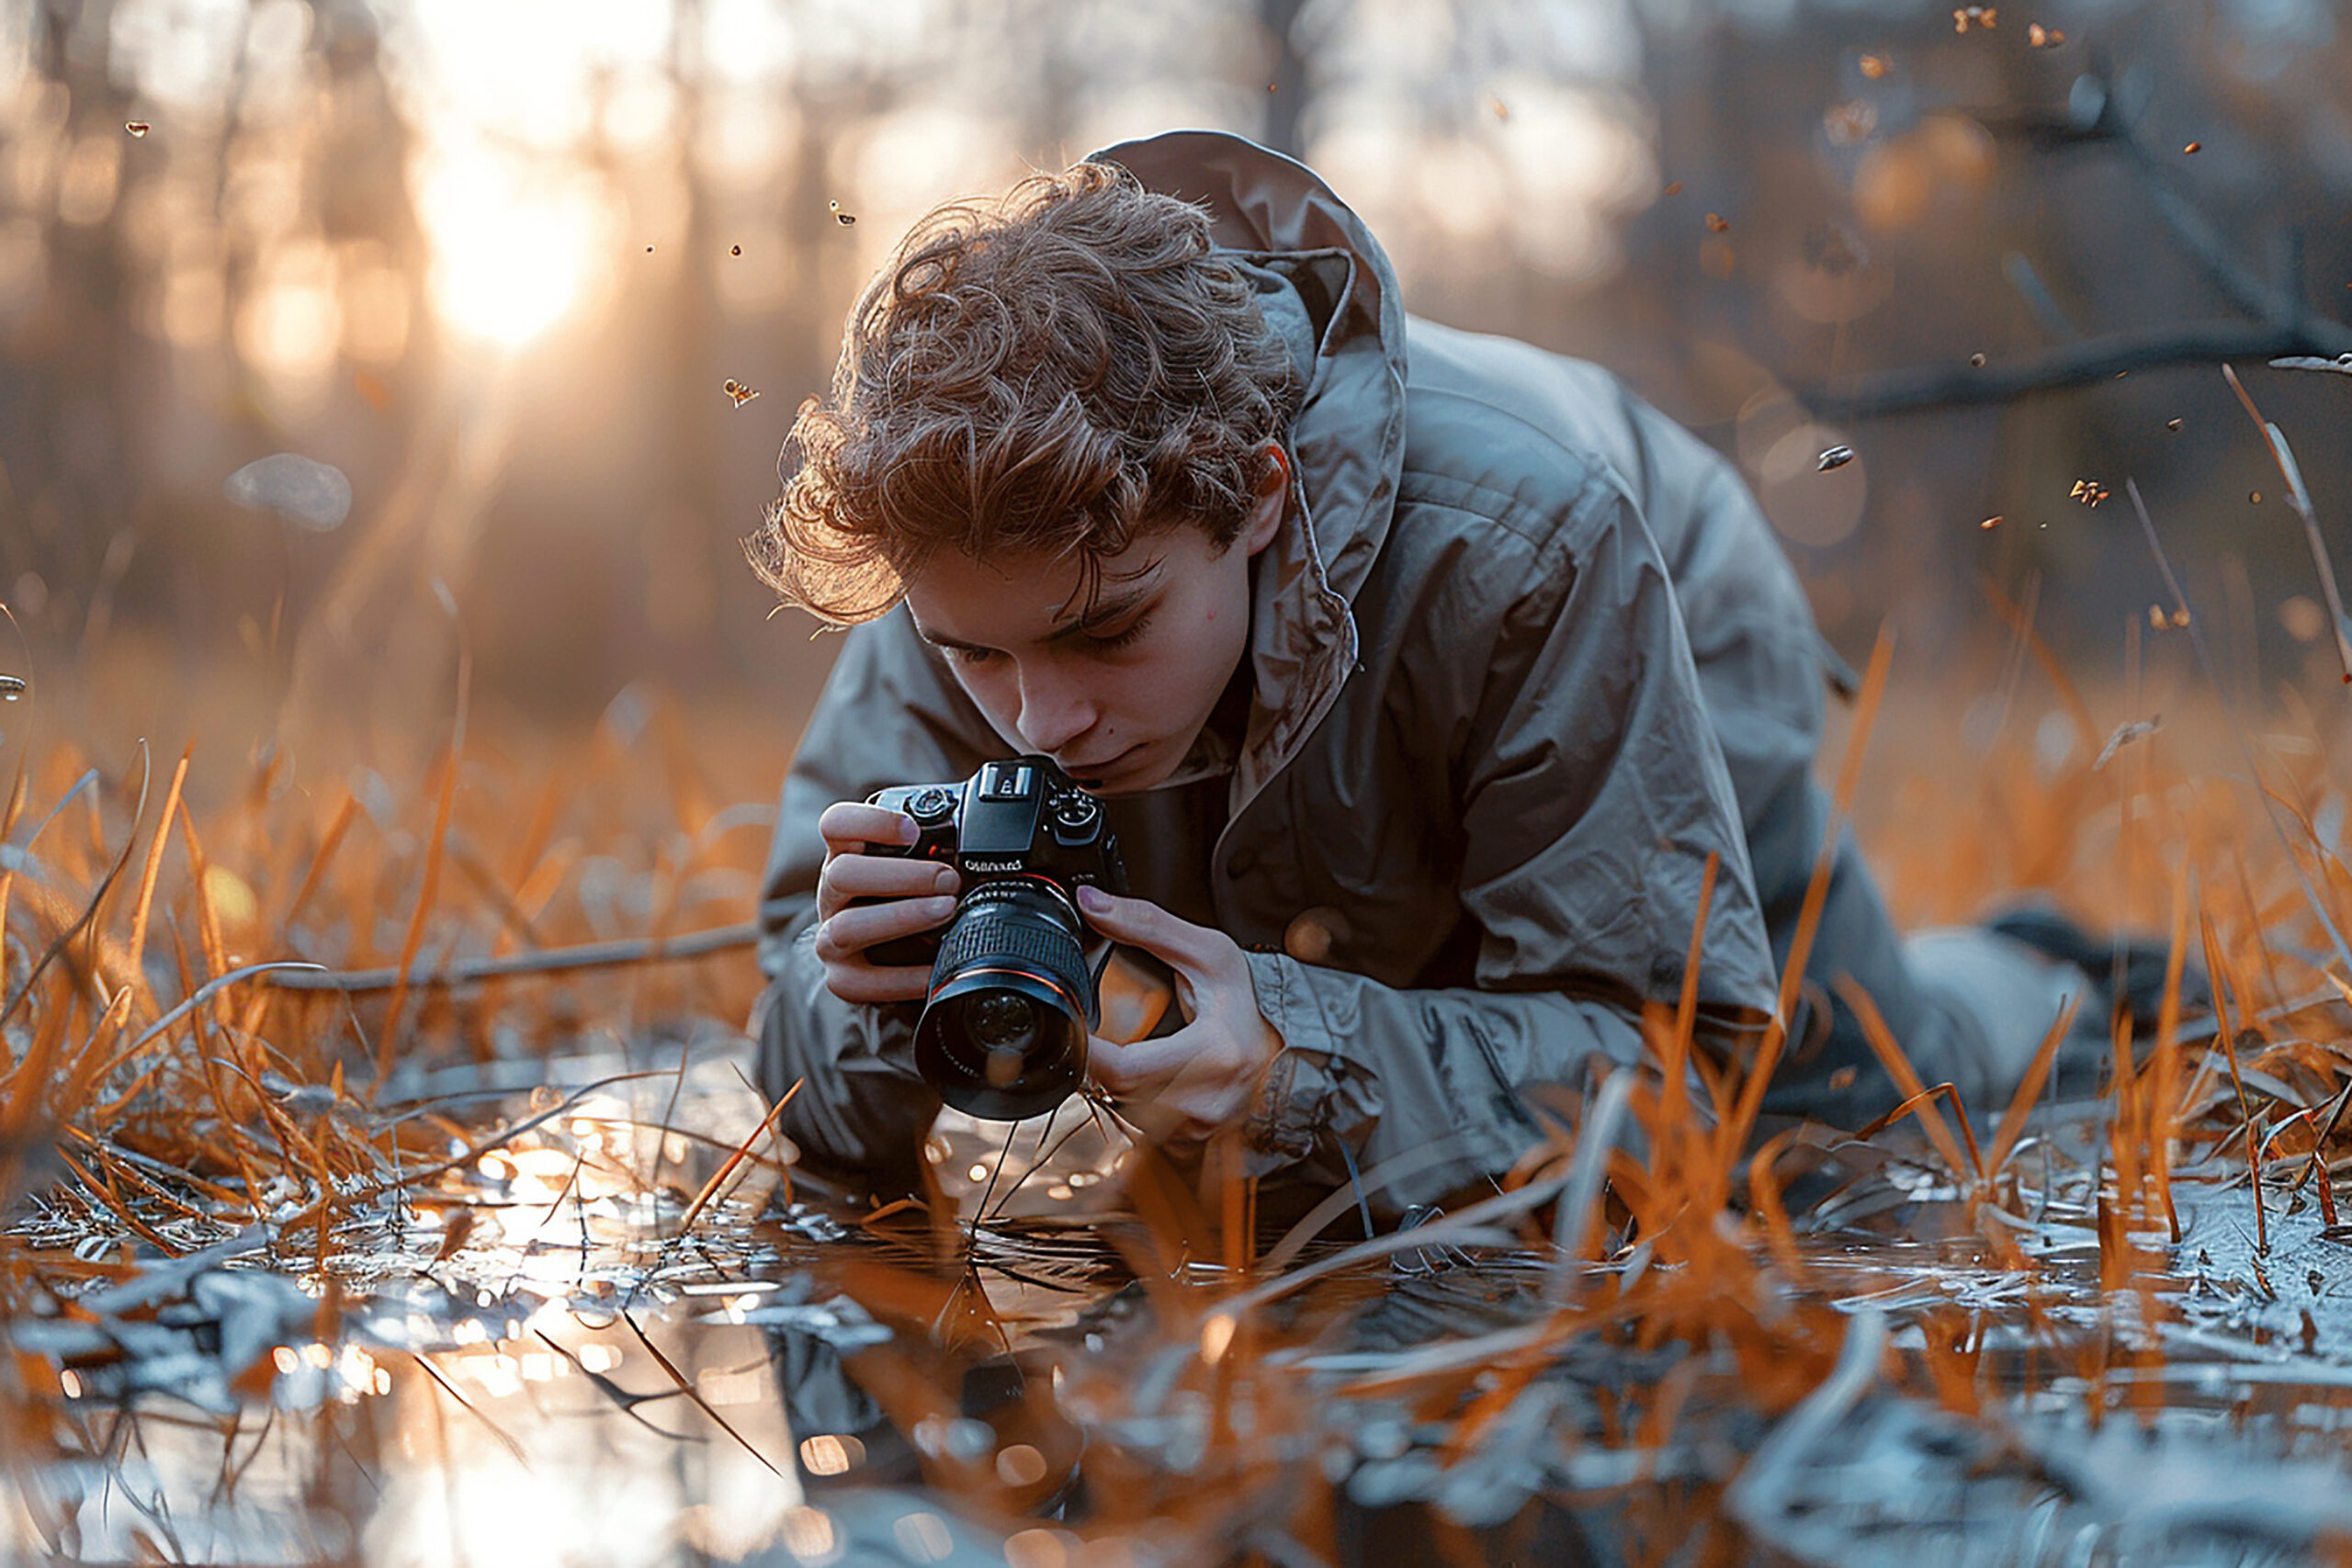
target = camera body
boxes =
[865,757,1125,966]
[864,757,1126,1120]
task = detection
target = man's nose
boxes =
[1014,663,1096,754]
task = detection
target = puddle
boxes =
[8,1044,2352,1566]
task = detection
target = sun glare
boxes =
[417,152,612,346]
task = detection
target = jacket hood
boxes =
[1091,130,1410,804]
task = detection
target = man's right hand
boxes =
[812,801,960,1005]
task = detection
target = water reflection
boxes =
[14,1058,2352,1564]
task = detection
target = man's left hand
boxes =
[1076,886,1282,1152]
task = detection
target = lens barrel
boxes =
[912,881,1095,1121]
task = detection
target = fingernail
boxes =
[897,815,921,843]
[933,866,959,894]
[1079,885,1110,913]
[927,896,957,917]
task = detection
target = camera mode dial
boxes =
[908,786,956,823]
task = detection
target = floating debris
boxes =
[0,673,25,701]
[2267,352,2352,375]
[723,379,762,408]
[1969,352,1988,367]
[2093,714,2162,770]
[1490,96,1510,121]
[729,244,742,256]
[125,120,150,138]
[1981,515,2002,529]
[829,200,856,227]
[2252,491,2263,504]
[2070,479,2109,507]
[223,453,352,531]
[1816,446,1856,472]
[2028,22,2065,46]
[2166,417,2184,431]
[1859,53,1890,78]
[2184,141,2202,154]
[1663,181,1683,196]
[1953,6,1996,32]
[1825,100,1878,146]
[1705,212,1731,233]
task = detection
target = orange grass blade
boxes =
[1724,625,1895,1168]
[377,650,470,1080]
[1977,575,2100,756]
[278,787,357,935]
[674,1077,801,1238]
[1986,993,2082,1178]
[123,749,190,1003]
[2199,903,2267,1256]
[1838,977,1982,1183]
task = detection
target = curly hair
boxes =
[743,160,1304,625]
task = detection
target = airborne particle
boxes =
[1663,180,1683,196]
[1491,96,1510,121]
[2250,491,2262,504]
[1969,352,1987,367]
[2069,479,2109,507]
[2028,22,2064,46]
[722,378,761,407]
[223,453,353,531]
[1981,515,2002,529]
[125,121,151,137]
[2165,417,2184,431]
[729,244,741,255]
[1825,100,1878,146]
[0,674,25,701]
[1704,212,1731,232]
[1815,445,1855,472]
[1859,53,1890,78]
[2184,141,2201,154]
[2171,608,2191,628]
[829,200,856,226]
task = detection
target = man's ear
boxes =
[1240,442,1291,558]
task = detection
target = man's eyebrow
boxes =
[1050,580,1160,637]
[912,577,1162,654]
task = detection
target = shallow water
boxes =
[8,1050,2352,1567]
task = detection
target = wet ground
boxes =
[8,1036,2352,1567]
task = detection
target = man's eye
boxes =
[1084,614,1153,654]
[942,645,998,666]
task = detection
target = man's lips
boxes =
[1063,742,1143,780]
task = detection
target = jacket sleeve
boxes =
[1237,485,1781,1214]
[752,610,1001,1197]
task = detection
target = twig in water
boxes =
[260,922,759,991]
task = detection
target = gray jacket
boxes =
[754,130,1845,1213]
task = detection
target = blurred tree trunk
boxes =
[1261,0,1306,158]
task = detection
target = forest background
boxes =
[3,0,2350,905]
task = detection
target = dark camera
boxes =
[864,756,1126,1121]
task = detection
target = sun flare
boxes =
[415,151,612,347]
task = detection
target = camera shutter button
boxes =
[910,787,956,822]
[1053,795,1098,829]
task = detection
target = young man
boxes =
[745,130,2092,1213]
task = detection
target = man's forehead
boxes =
[907,547,1165,646]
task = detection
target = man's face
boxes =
[902,465,1285,795]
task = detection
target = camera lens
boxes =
[912,882,1095,1121]
[964,993,1038,1051]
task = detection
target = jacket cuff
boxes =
[1238,951,1374,1183]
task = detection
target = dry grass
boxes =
[0,615,2349,1561]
